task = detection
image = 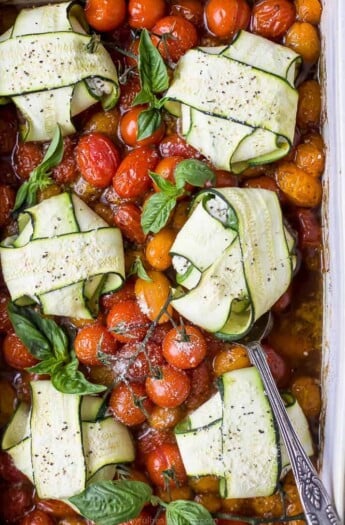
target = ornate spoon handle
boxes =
[247,342,342,525]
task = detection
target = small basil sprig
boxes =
[166,500,215,525]
[141,159,215,234]
[132,29,169,141]
[128,256,152,281]
[13,125,64,212]
[7,302,105,395]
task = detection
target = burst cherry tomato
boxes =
[252,0,296,39]
[14,142,43,181]
[159,133,203,159]
[113,146,159,199]
[85,0,126,32]
[151,16,198,62]
[76,132,121,188]
[119,106,166,147]
[170,0,204,27]
[106,300,151,343]
[20,509,54,525]
[205,0,251,39]
[3,332,39,370]
[128,0,166,29]
[146,443,187,488]
[162,325,207,369]
[146,364,191,407]
[0,185,15,227]
[113,202,147,245]
[109,382,153,425]
[74,323,117,366]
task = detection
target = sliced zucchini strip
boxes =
[0,193,125,319]
[171,188,296,340]
[0,1,119,141]
[166,30,300,173]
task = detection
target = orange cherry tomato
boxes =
[151,16,198,63]
[146,364,191,407]
[106,300,151,343]
[74,323,117,366]
[159,133,203,159]
[162,325,207,369]
[153,156,185,189]
[76,132,121,188]
[0,185,15,227]
[119,106,166,147]
[109,381,153,425]
[113,202,147,245]
[3,333,39,370]
[252,0,296,39]
[134,270,173,323]
[20,509,54,525]
[113,146,159,199]
[146,443,187,488]
[170,0,204,27]
[13,141,43,181]
[85,0,126,32]
[145,228,176,271]
[205,0,251,39]
[128,0,166,30]
[36,499,78,518]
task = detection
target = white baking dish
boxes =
[321,1,345,521]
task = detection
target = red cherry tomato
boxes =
[0,184,15,227]
[101,280,136,312]
[0,292,11,332]
[74,323,117,366]
[170,0,204,27]
[0,483,34,523]
[36,499,78,518]
[151,16,198,62]
[205,0,251,39]
[272,285,292,313]
[106,299,150,343]
[162,325,207,369]
[120,510,152,525]
[252,0,296,39]
[186,361,212,410]
[119,76,141,112]
[213,170,238,188]
[146,364,191,408]
[262,343,291,387]
[114,341,164,382]
[296,208,321,248]
[14,142,43,181]
[109,382,153,425]
[0,106,17,155]
[52,136,78,184]
[128,0,166,30]
[85,0,126,32]
[119,106,166,147]
[3,332,39,370]
[0,452,29,483]
[76,132,121,188]
[20,509,54,525]
[113,146,159,199]
[113,202,147,245]
[159,133,203,159]
[146,443,187,488]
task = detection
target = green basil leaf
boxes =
[27,357,63,375]
[174,159,216,190]
[137,108,162,141]
[128,257,152,282]
[138,29,169,94]
[132,87,154,107]
[149,172,180,197]
[69,480,152,525]
[51,356,106,395]
[13,181,29,212]
[39,125,64,173]
[166,500,214,525]
[141,192,177,234]
[27,312,68,362]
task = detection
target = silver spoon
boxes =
[244,313,342,525]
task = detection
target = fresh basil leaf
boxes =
[137,108,162,141]
[27,311,68,362]
[51,356,106,395]
[27,357,63,375]
[149,172,181,197]
[166,500,214,525]
[128,257,152,282]
[138,29,169,94]
[69,480,152,525]
[174,159,216,190]
[13,181,29,212]
[141,192,177,234]
[7,302,53,361]
[132,87,154,107]
[39,125,64,173]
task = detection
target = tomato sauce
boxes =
[0,0,323,523]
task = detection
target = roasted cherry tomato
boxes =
[0,106,17,155]
[205,0,251,39]
[146,364,191,407]
[20,509,54,525]
[109,381,153,425]
[113,146,159,199]
[186,361,212,410]
[170,0,204,27]
[151,16,198,62]
[153,156,184,189]
[106,299,151,343]
[134,270,173,324]
[36,499,78,519]
[128,0,166,29]
[52,136,78,184]
[113,202,147,245]
[119,510,152,525]
[146,443,187,488]
[159,133,202,159]
[0,185,15,227]
[14,142,43,181]
[296,208,321,248]
[262,343,291,387]
[74,323,117,366]
[101,280,136,312]
[76,132,121,188]
[85,0,126,32]
[0,483,34,523]
[162,325,207,369]
[119,76,141,112]
[3,332,39,370]
[112,340,164,382]
[145,228,176,271]
[251,0,296,39]
[119,106,166,147]
[0,452,28,483]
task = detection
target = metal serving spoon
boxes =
[243,313,342,525]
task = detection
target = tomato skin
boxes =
[146,364,191,408]
[114,341,164,382]
[0,184,15,227]
[205,0,251,39]
[119,76,141,112]
[113,147,159,199]
[109,381,153,425]
[252,0,296,39]
[120,106,166,147]
[159,133,202,159]
[0,483,34,523]
[76,132,121,188]
[262,344,291,387]
[74,323,117,366]
[3,332,39,370]
[152,16,198,62]
[128,0,166,29]
[170,0,204,27]
[52,136,78,184]
[36,499,78,518]
[14,142,43,181]
[162,325,207,369]
[20,509,54,525]
[146,443,187,488]
[85,0,126,32]
[106,299,150,343]
[113,202,147,245]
